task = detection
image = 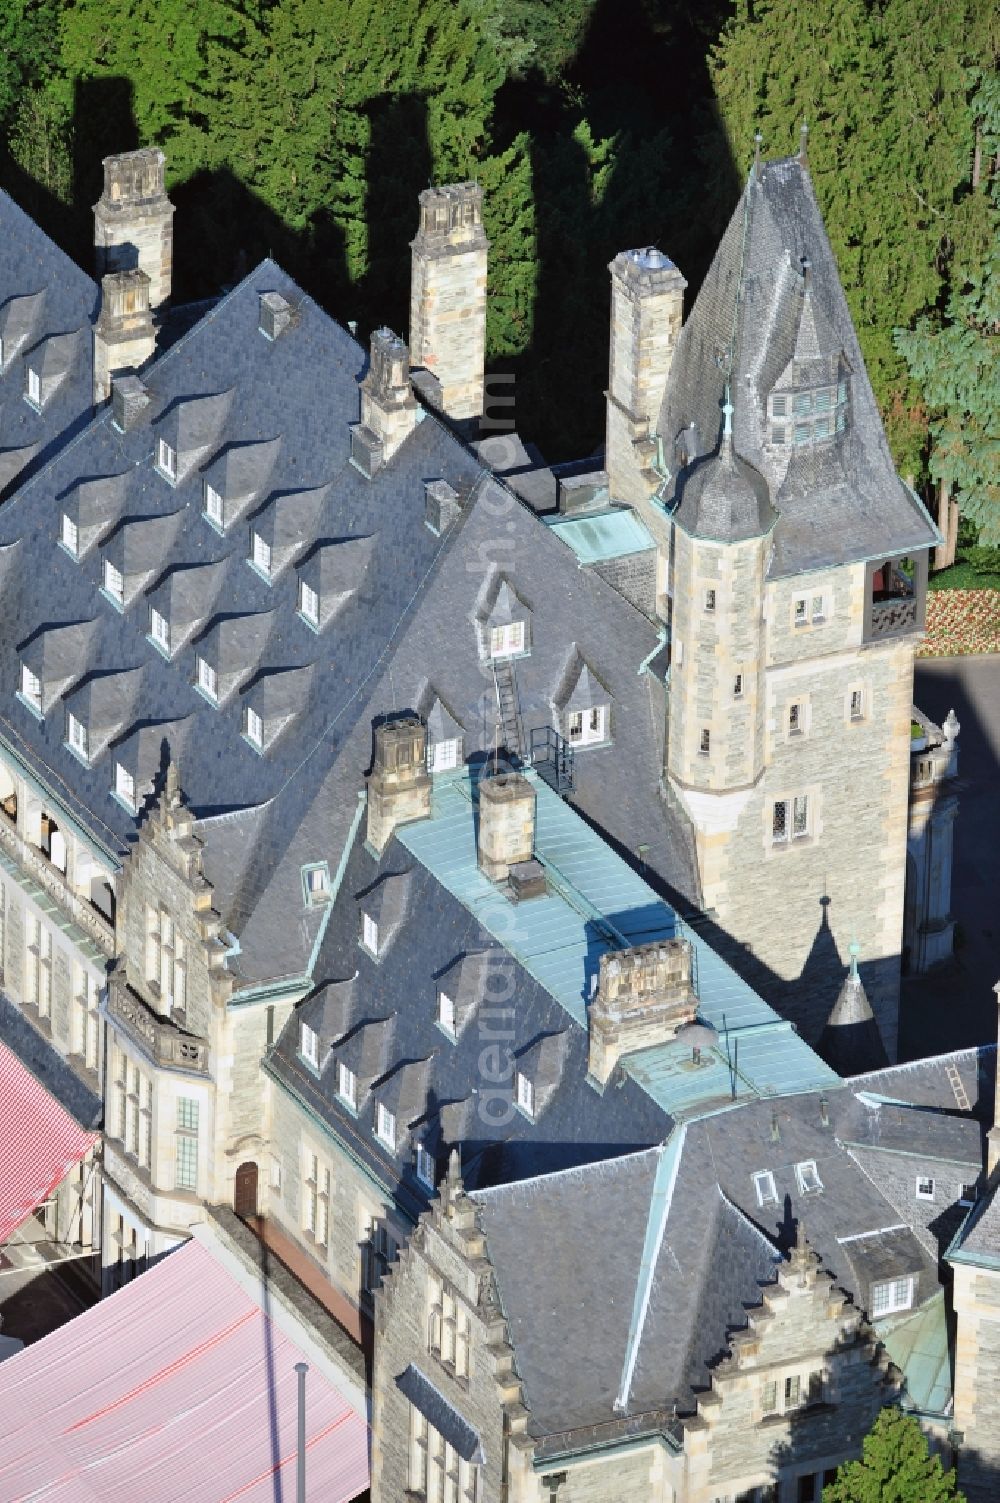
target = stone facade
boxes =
[952,1260,1000,1503]
[410,183,489,421]
[93,148,174,313]
[93,268,155,405]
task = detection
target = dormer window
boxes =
[438,990,456,1036]
[768,380,847,448]
[567,706,608,747]
[250,531,272,578]
[872,1276,913,1317]
[66,712,89,762]
[300,1022,319,1067]
[196,657,218,702]
[156,438,177,482]
[298,579,319,627]
[795,1160,823,1194]
[515,1071,534,1119]
[303,864,330,903]
[150,607,171,655]
[375,1102,396,1151]
[19,664,41,715]
[103,559,124,607]
[490,621,525,658]
[204,483,224,528]
[61,515,79,557]
[114,762,136,810]
[362,912,379,956]
[415,1142,435,1189]
[337,1061,357,1109]
[244,705,264,750]
[753,1170,778,1207]
[25,367,41,408]
[428,737,460,773]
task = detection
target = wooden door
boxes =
[234,1161,258,1220]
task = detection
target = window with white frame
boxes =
[251,531,272,577]
[25,367,41,407]
[197,657,218,701]
[175,1097,199,1191]
[427,1275,472,1378]
[515,1070,534,1118]
[66,712,89,761]
[25,914,52,1018]
[337,1061,357,1109]
[415,1142,436,1189]
[871,1276,913,1317]
[795,1160,823,1194]
[407,1403,480,1502]
[244,704,264,749]
[73,967,100,1072]
[810,592,825,622]
[489,620,525,658]
[20,663,42,713]
[61,514,79,556]
[156,438,177,481]
[772,795,810,844]
[149,607,170,654]
[428,737,460,773]
[915,1175,935,1201]
[304,865,329,902]
[375,1101,396,1151]
[362,911,379,955]
[300,1022,319,1067]
[114,1047,152,1171]
[115,762,136,809]
[146,905,186,1015]
[761,1379,778,1415]
[299,578,319,626]
[438,990,457,1036]
[567,705,608,746]
[753,1170,778,1207]
[204,483,224,527]
[303,1148,330,1245]
[103,558,125,606]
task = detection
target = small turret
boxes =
[817,942,888,1076]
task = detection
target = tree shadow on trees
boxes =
[489,0,740,461]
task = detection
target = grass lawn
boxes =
[929,548,1000,591]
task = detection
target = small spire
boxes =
[753,129,763,177]
[800,253,812,292]
[722,384,734,444]
[848,939,861,981]
[799,121,809,167]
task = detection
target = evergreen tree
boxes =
[823,1408,965,1503]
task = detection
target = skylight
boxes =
[795,1160,823,1194]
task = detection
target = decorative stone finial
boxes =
[166,758,180,805]
[799,121,809,166]
[722,385,734,443]
[943,707,960,744]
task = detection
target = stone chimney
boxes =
[111,373,151,432]
[588,938,697,1084]
[93,269,155,405]
[94,148,175,314]
[989,982,1000,1177]
[366,717,432,854]
[477,773,535,883]
[606,247,686,506]
[410,182,489,422]
[351,328,419,477]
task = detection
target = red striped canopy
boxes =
[0,1038,97,1246]
[0,1234,370,1501]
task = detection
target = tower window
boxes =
[788,702,801,734]
[704,588,716,612]
[850,688,865,720]
[699,728,711,755]
[793,794,809,837]
[734,674,744,697]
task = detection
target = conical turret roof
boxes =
[817,944,888,1076]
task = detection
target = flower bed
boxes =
[918,589,1000,657]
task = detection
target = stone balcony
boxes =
[0,811,115,957]
[869,593,919,640]
[107,977,210,1075]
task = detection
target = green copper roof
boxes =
[545,508,655,566]
[397,770,838,1117]
[879,1291,952,1418]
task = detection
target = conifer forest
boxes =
[1,0,996,535]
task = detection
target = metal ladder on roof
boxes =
[492,657,525,762]
[945,1061,971,1112]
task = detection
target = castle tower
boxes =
[647,152,938,1057]
[606,247,686,510]
[94,148,174,314]
[409,183,489,422]
[93,269,155,406]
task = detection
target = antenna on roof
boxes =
[753,130,763,177]
[798,121,809,168]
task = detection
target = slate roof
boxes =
[0,259,482,863]
[0,191,97,497]
[470,1067,984,1451]
[655,156,938,574]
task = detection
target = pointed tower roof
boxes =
[657,154,938,576]
[672,391,776,543]
[818,942,889,1076]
